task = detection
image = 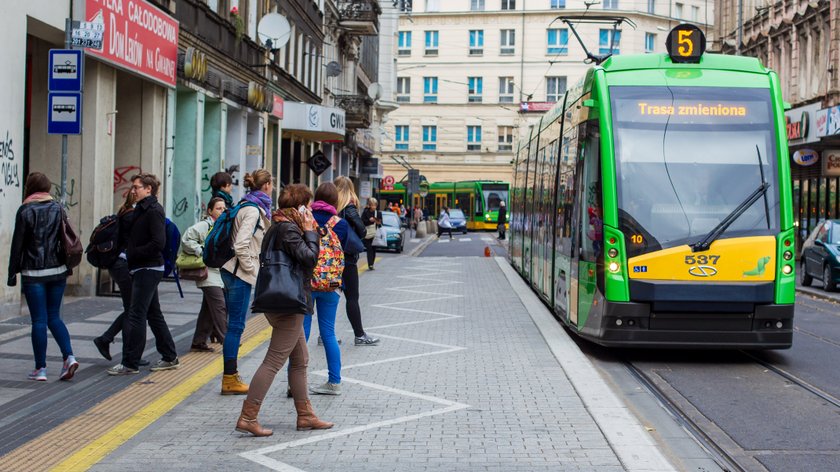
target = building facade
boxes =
[715,0,840,244]
[383,0,712,187]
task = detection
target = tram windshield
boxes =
[611,86,780,257]
[482,187,509,212]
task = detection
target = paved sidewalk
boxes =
[86,256,673,472]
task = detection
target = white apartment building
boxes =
[383,0,713,184]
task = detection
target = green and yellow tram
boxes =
[510,26,795,348]
[380,180,509,230]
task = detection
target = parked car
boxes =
[374,211,405,253]
[449,208,468,234]
[800,219,840,291]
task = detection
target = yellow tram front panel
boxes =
[627,236,776,282]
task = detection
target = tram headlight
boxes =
[608,248,618,258]
[782,264,793,275]
[608,262,620,273]
[783,250,792,261]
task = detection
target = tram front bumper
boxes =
[593,301,794,349]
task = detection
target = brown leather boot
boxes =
[235,399,273,437]
[221,373,249,395]
[295,400,334,431]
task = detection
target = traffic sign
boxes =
[71,21,104,49]
[48,92,83,135]
[407,169,421,194]
[48,50,83,92]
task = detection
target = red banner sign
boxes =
[271,95,284,119]
[86,0,179,88]
[519,102,555,113]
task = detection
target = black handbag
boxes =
[251,227,309,314]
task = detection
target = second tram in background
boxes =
[380,180,509,230]
[510,25,795,348]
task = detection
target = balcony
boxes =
[335,95,373,130]
[338,0,381,36]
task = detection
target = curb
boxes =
[796,286,840,304]
[407,235,435,257]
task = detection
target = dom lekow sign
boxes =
[86,0,180,88]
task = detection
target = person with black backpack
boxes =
[107,174,180,376]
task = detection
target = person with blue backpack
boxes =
[217,169,273,395]
[107,174,180,375]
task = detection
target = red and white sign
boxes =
[86,0,179,88]
[519,102,555,113]
[271,95,285,119]
[382,175,395,190]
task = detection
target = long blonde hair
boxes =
[335,176,359,212]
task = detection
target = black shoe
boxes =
[138,359,150,367]
[93,336,111,361]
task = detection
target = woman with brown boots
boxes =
[235,184,333,436]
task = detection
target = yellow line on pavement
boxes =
[48,321,273,472]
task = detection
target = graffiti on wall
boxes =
[0,130,20,196]
[174,197,189,217]
[114,165,142,197]
[51,179,79,209]
[226,165,240,186]
[201,157,211,193]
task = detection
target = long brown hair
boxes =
[24,172,51,199]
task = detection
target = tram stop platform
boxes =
[0,251,695,471]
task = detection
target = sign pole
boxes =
[60,18,72,206]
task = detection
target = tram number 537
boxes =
[685,255,720,265]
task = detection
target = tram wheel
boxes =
[823,265,836,292]
[801,262,812,286]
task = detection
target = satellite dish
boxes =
[325,61,342,77]
[257,13,291,51]
[368,83,383,100]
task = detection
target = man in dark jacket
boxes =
[497,200,507,240]
[108,174,179,375]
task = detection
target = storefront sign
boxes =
[282,102,345,140]
[247,82,273,112]
[86,0,179,88]
[519,102,554,113]
[792,149,819,167]
[359,157,379,174]
[359,181,372,199]
[822,106,840,137]
[183,47,207,82]
[816,109,828,137]
[785,103,821,143]
[823,150,840,176]
[271,96,284,119]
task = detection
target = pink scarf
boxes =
[311,200,337,215]
[23,192,53,204]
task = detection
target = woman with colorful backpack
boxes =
[334,177,379,346]
[7,172,79,381]
[305,182,353,395]
[220,169,273,395]
[234,184,334,436]
[180,197,228,352]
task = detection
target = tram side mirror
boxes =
[783,101,792,111]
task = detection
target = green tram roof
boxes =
[600,53,768,74]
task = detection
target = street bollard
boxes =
[428,220,438,235]
[415,221,427,237]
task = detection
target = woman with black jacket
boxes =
[335,177,379,346]
[7,172,79,382]
[235,184,333,437]
[361,197,381,270]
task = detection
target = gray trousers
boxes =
[192,286,227,345]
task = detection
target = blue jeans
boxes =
[221,270,252,363]
[22,278,73,369]
[303,291,341,384]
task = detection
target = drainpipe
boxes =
[164,88,176,216]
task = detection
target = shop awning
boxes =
[282,102,345,141]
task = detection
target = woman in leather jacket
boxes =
[235,184,333,437]
[335,177,379,346]
[361,198,381,270]
[7,172,79,382]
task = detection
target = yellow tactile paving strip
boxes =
[0,314,272,472]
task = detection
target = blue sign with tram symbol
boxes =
[48,49,83,92]
[48,92,83,135]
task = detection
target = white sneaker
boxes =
[309,381,342,395]
[60,355,79,381]
[28,367,47,381]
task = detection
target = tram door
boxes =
[435,194,448,215]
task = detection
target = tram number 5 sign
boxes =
[666,24,706,64]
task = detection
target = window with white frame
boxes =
[498,126,514,151]
[645,33,655,53]
[426,0,440,11]
[468,77,483,103]
[546,76,566,102]
[398,31,411,56]
[397,77,410,103]
[691,5,699,21]
[423,126,437,151]
[675,3,683,19]
[424,77,438,103]
[471,0,485,11]
[499,77,514,103]
[547,29,568,55]
[550,0,565,8]
[395,125,409,150]
[599,29,621,55]
[500,29,515,55]
[501,0,515,9]
[467,126,482,151]
[603,0,618,9]
[647,0,655,14]
[425,30,439,55]
[469,30,484,55]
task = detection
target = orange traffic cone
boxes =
[484,246,491,257]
